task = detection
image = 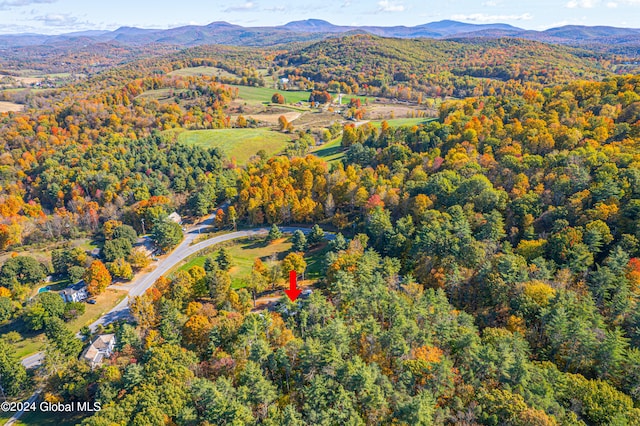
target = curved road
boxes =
[21,220,323,369]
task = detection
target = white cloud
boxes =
[451,13,534,22]
[566,0,599,8]
[377,0,405,12]
[482,0,500,6]
[263,5,285,11]
[607,1,618,6]
[34,13,81,27]
[224,2,256,12]
[0,0,55,10]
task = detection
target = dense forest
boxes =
[77,75,640,424]
[0,33,640,425]
[275,35,621,98]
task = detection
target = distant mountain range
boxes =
[0,19,639,52]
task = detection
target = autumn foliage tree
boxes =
[278,115,289,132]
[309,90,332,104]
[282,252,306,280]
[84,260,112,295]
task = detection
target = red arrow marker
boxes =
[285,270,302,302]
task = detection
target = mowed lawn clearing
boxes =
[169,66,238,79]
[312,137,345,164]
[66,289,127,332]
[229,85,311,104]
[176,128,290,163]
[178,237,327,289]
[179,238,292,288]
[370,117,437,127]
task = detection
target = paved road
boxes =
[20,352,44,369]
[88,225,317,331]
[22,220,324,368]
[4,389,41,425]
[20,221,323,368]
[13,223,327,424]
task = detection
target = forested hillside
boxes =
[0,32,639,425]
[275,35,620,98]
[50,76,640,425]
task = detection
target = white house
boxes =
[60,281,88,303]
[168,212,182,224]
[81,334,116,368]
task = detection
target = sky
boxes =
[0,0,638,35]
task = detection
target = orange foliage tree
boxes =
[84,260,112,295]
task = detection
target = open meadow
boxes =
[172,128,291,163]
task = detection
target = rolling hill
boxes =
[0,20,638,54]
[275,34,614,88]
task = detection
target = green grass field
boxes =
[179,238,292,288]
[169,66,238,79]
[312,137,345,164]
[229,85,375,107]
[40,73,73,79]
[370,117,437,127]
[336,94,376,105]
[174,128,291,163]
[230,85,311,104]
[178,236,326,288]
[135,88,187,101]
[66,289,127,332]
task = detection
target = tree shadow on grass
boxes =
[240,239,270,250]
[314,145,345,159]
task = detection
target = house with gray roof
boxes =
[81,334,116,368]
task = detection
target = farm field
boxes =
[370,117,437,127]
[227,84,373,106]
[0,101,23,112]
[367,102,436,119]
[168,66,238,78]
[173,128,291,163]
[233,110,301,125]
[229,84,311,104]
